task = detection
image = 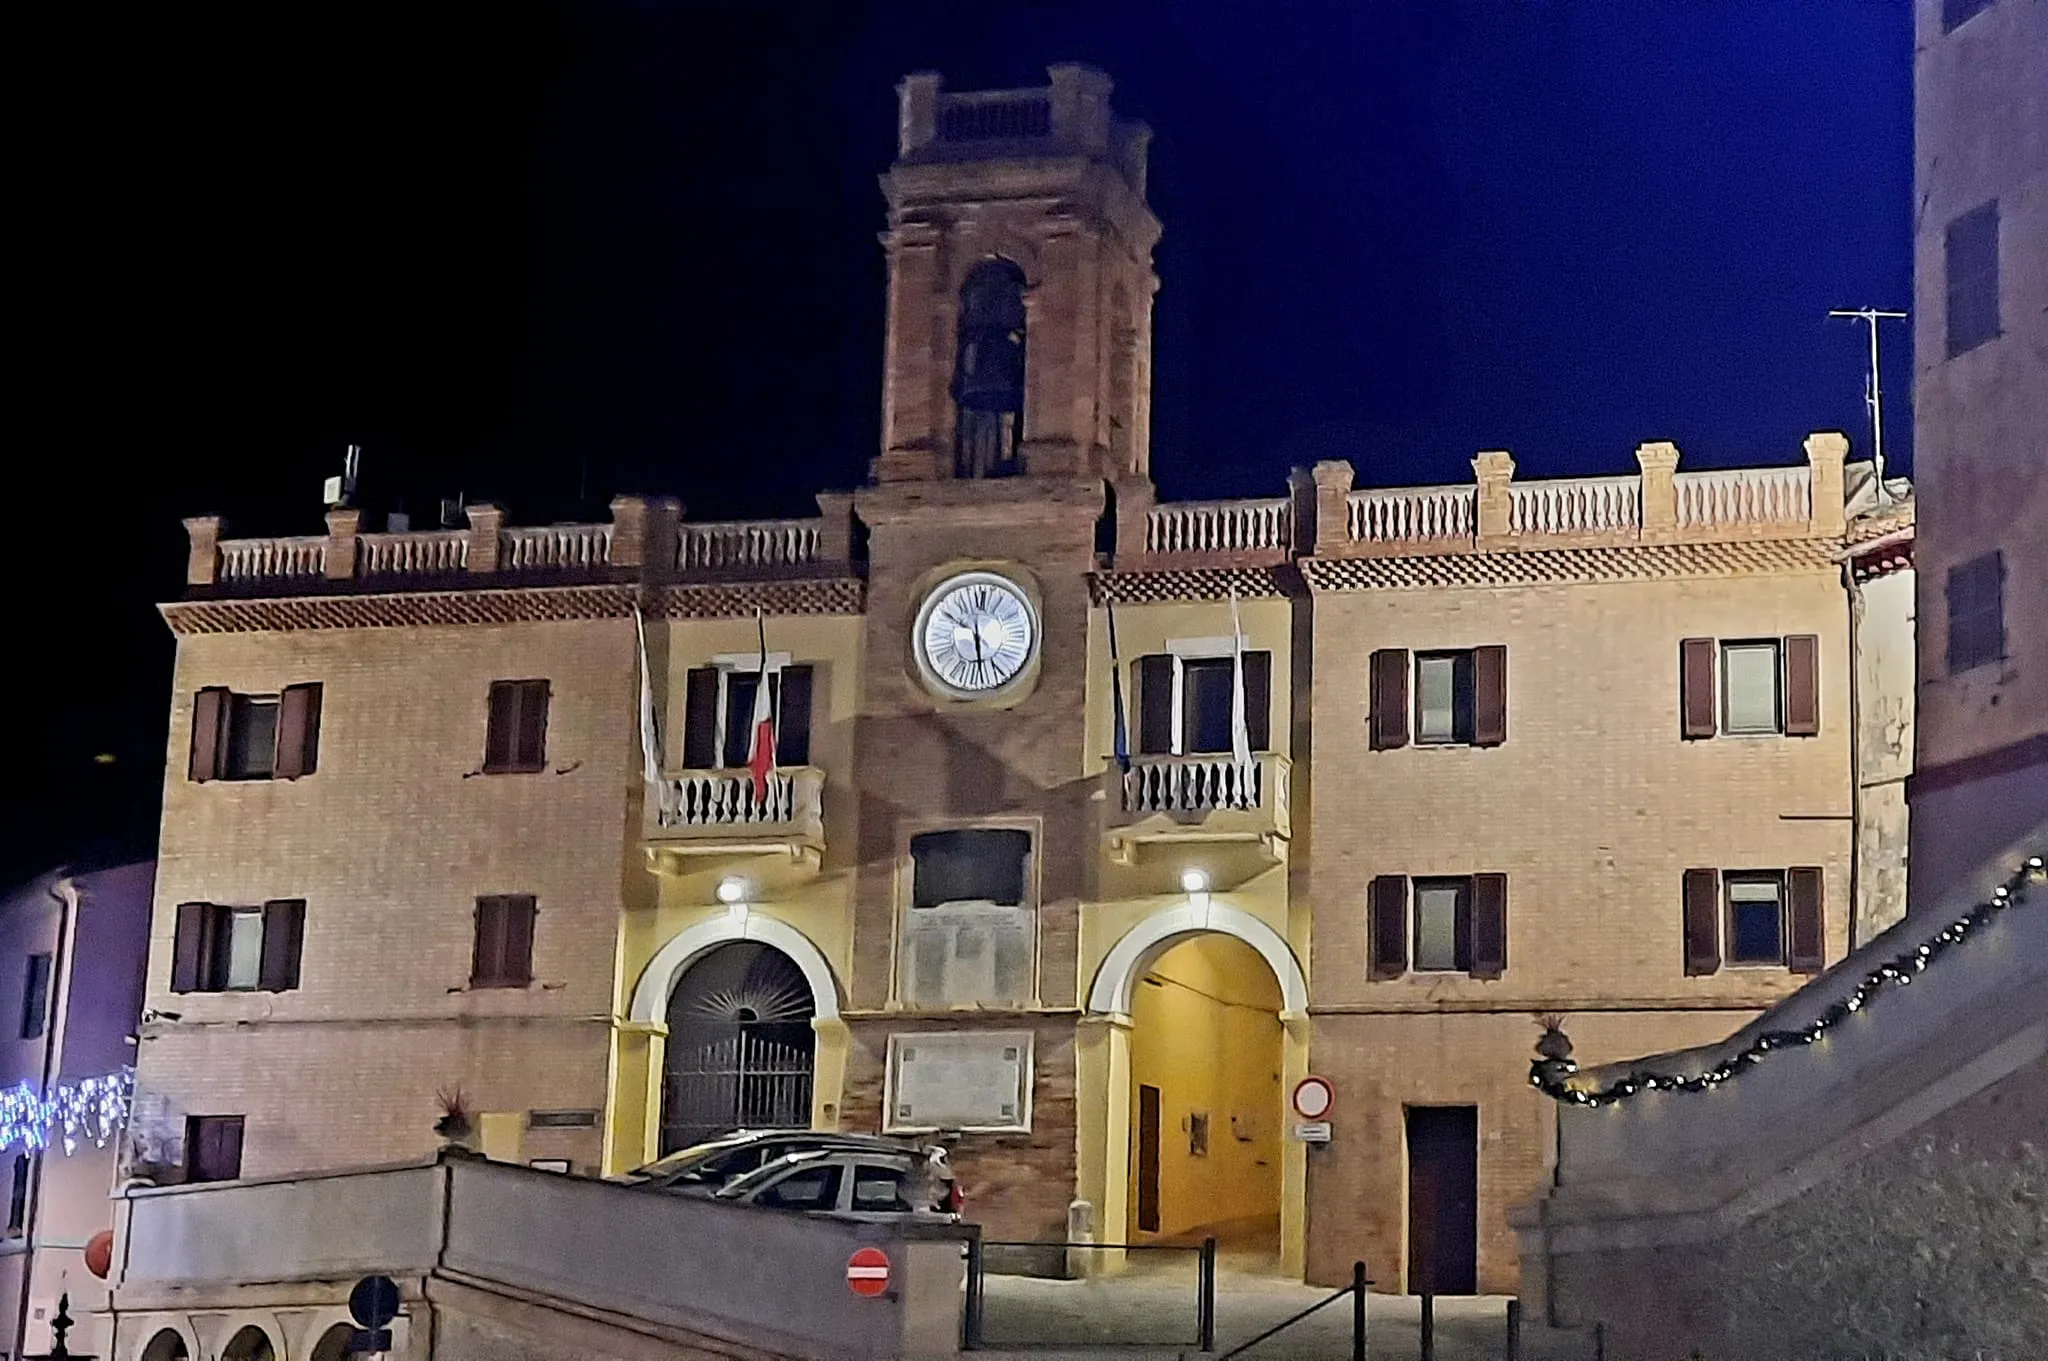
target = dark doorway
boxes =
[1406,1105,1478,1294]
[1136,1083,1162,1233]
[661,942,815,1154]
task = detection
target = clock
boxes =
[914,572,1037,697]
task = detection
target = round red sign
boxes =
[847,1246,892,1298]
[1292,1076,1335,1120]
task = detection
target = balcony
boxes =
[1104,752,1291,869]
[643,767,826,879]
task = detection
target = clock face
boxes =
[915,572,1037,697]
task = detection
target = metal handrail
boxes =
[1216,1261,1370,1361]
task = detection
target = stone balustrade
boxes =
[677,518,824,574]
[1144,497,1292,561]
[646,767,827,859]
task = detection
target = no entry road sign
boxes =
[846,1246,892,1298]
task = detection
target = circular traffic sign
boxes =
[349,1274,401,1328]
[1292,1076,1335,1120]
[846,1246,892,1298]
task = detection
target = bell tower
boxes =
[874,64,1161,488]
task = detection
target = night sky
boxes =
[7,1,1911,884]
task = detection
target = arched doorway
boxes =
[310,1322,356,1361]
[141,1330,190,1361]
[661,941,816,1154]
[220,1325,276,1361]
[1125,933,1285,1262]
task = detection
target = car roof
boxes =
[626,1130,908,1178]
[718,1147,922,1195]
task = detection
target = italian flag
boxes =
[747,610,777,803]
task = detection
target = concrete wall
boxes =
[1126,934,1283,1241]
[109,1155,972,1361]
[1909,0,2048,905]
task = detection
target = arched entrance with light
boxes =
[661,941,816,1154]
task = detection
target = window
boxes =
[953,258,1028,478]
[1945,551,2006,674]
[899,829,1034,1007]
[680,664,814,770]
[6,1154,27,1235]
[184,1115,244,1184]
[189,684,322,782]
[851,1165,913,1212]
[1413,879,1472,972]
[484,679,550,773]
[1367,647,1507,750]
[1943,0,1995,35]
[1946,201,2000,357]
[757,1163,842,1211]
[19,953,51,1040]
[169,901,304,994]
[471,894,537,989]
[1132,650,1272,755]
[1368,873,1507,980]
[1680,636,1818,739]
[1683,867,1825,975]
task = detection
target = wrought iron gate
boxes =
[661,941,815,1154]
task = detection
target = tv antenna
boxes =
[1827,308,1907,507]
[324,444,362,509]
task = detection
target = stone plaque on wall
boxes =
[885,1030,1034,1132]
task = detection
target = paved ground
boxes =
[974,1263,1599,1360]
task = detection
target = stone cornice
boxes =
[1299,537,1841,593]
[162,579,867,635]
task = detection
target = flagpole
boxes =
[1107,599,1131,776]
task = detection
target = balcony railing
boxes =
[1675,466,1811,529]
[1145,498,1292,561]
[1347,484,1475,545]
[1109,752,1292,849]
[1509,476,1640,535]
[359,530,469,575]
[676,519,823,574]
[647,767,826,851]
[218,536,326,584]
[501,524,613,571]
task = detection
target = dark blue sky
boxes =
[8,0,1912,878]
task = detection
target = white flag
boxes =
[633,604,669,817]
[1229,587,1253,772]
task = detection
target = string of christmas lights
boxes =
[1530,854,2044,1108]
[0,1067,134,1156]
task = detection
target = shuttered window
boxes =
[1942,0,1994,31]
[1681,637,1818,739]
[680,665,815,770]
[1369,873,1507,980]
[1682,869,1824,974]
[1944,200,2000,357]
[19,954,51,1040]
[170,901,306,994]
[184,1115,244,1184]
[1413,879,1470,971]
[472,895,537,989]
[484,680,550,773]
[1128,652,1273,756]
[190,683,322,782]
[1371,647,1505,750]
[1368,875,1408,978]
[1945,552,2005,674]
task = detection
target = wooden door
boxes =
[1406,1106,1477,1294]
[1136,1083,1162,1233]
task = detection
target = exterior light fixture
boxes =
[717,877,747,905]
[1180,868,1209,895]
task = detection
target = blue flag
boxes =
[1107,599,1131,774]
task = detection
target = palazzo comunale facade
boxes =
[138,66,1910,1294]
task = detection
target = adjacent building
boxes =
[138,65,1915,1295]
[0,860,153,1361]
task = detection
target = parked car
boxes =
[715,1146,963,1219]
[616,1129,947,1196]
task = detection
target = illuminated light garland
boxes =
[0,1067,135,1156]
[1530,855,2044,1108]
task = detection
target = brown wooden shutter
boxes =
[470,898,501,986]
[681,668,720,769]
[1470,873,1508,978]
[1368,874,1409,979]
[1680,638,1717,739]
[516,681,550,769]
[1472,645,1508,747]
[259,900,305,992]
[189,688,229,782]
[503,895,536,987]
[777,666,814,765]
[171,903,211,993]
[1243,651,1272,752]
[1369,649,1410,750]
[484,683,519,771]
[1683,868,1721,975]
[1136,655,1175,755]
[1787,867,1825,974]
[274,683,323,779]
[1783,635,1820,737]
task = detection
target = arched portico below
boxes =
[1086,900,1309,1018]
[629,912,842,1024]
